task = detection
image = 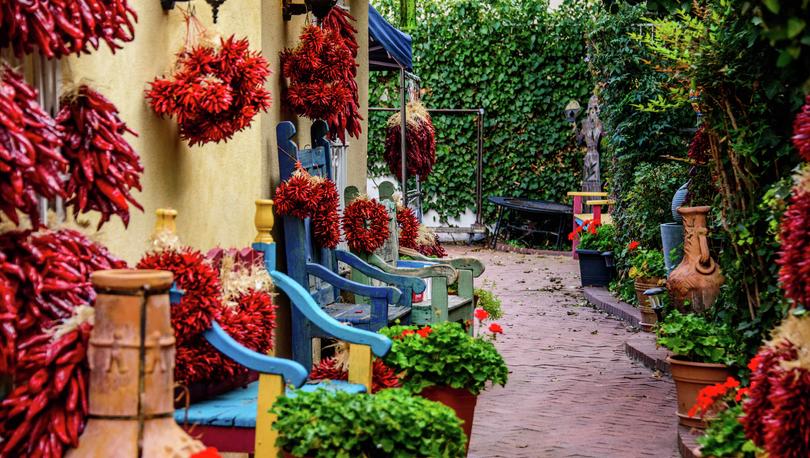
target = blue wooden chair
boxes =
[170,201,392,456]
[277,121,426,369]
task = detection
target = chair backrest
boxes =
[375,181,401,265]
[277,121,339,306]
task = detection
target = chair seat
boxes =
[174,380,366,428]
[414,294,472,312]
[323,302,411,324]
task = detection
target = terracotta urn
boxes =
[667,207,724,313]
[67,269,207,457]
[419,386,478,453]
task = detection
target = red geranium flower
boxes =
[489,323,504,334]
[474,308,489,321]
[416,326,433,338]
[628,241,640,251]
[191,448,221,458]
[401,329,416,337]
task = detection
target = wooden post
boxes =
[348,344,374,393]
[255,373,284,457]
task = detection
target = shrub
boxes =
[628,248,667,280]
[577,223,616,252]
[474,288,503,319]
[656,310,742,366]
[271,388,466,458]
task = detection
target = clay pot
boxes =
[667,207,724,313]
[420,385,478,452]
[668,356,731,429]
[635,277,662,332]
[67,269,207,457]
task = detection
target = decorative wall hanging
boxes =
[384,101,436,179]
[274,169,341,249]
[0,0,137,58]
[342,197,390,254]
[0,66,66,228]
[415,225,447,258]
[396,205,421,250]
[281,7,361,142]
[57,85,144,229]
[146,13,271,146]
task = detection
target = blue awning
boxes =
[369,5,412,71]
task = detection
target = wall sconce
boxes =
[162,0,228,23]
[283,0,337,21]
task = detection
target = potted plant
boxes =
[379,321,508,449]
[656,310,741,428]
[573,221,616,287]
[271,388,467,457]
[627,245,667,330]
[473,287,504,319]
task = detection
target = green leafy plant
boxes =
[657,310,743,366]
[628,248,667,280]
[369,0,596,222]
[698,404,761,458]
[379,322,508,395]
[577,223,616,252]
[474,288,503,319]
[271,388,466,458]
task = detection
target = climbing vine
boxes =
[369,0,595,222]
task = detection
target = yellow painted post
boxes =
[254,199,276,244]
[347,344,373,393]
[255,373,284,457]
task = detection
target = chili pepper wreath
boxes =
[342,197,390,254]
[274,168,341,249]
[0,65,66,228]
[146,14,271,146]
[57,84,144,229]
[0,0,137,58]
[281,7,362,142]
[384,101,437,180]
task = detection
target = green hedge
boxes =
[369,0,596,222]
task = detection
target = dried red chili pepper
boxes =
[274,169,341,249]
[57,85,143,228]
[0,0,137,58]
[146,35,271,146]
[282,8,362,142]
[384,101,437,180]
[0,66,67,228]
[342,197,391,254]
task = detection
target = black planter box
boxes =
[577,249,615,287]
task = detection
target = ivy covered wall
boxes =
[369,0,596,222]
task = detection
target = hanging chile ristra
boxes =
[0,66,66,229]
[0,0,137,58]
[146,36,271,146]
[274,169,341,249]
[384,101,437,180]
[57,85,144,229]
[282,7,362,142]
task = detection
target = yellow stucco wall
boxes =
[63,0,370,264]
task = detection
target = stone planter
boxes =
[420,385,479,452]
[576,249,615,287]
[668,356,731,429]
[634,277,662,332]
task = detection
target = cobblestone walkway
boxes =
[446,247,679,458]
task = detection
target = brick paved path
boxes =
[446,247,679,458]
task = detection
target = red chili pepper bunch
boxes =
[281,12,362,143]
[742,334,810,458]
[137,248,223,345]
[793,95,810,162]
[342,197,390,254]
[0,66,66,228]
[310,357,401,393]
[0,322,92,457]
[0,229,124,373]
[396,205,420,250]
[384,102,437,180]
[57,85,143,228]
[777,168,810,309]
[146,35,271,146]
[0,0,137,58]
[688,124,710,165]
[416,234,448,258]
[274,169,341,249]
[219,289,276,357]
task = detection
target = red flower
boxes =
[587,223,598,235]
[401,329,416,337]
[628,241,640,251]
[416,326,433,338]
[735,387,750,402]
[688,377,741,417]
[474,308,489,321]
[489,323,504,334]
[748,354,764,372]
[191,447,222,458]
